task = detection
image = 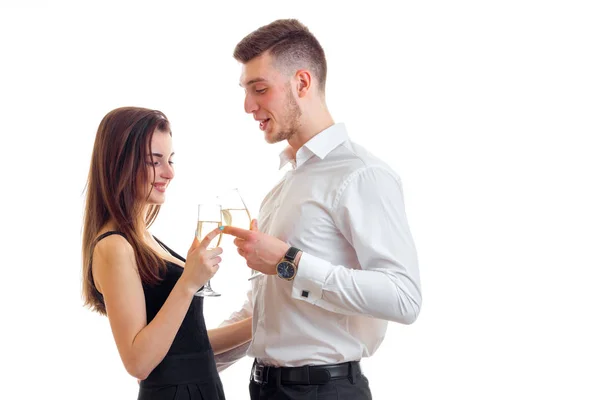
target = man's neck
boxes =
[287,112,334,154]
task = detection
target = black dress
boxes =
[93,232,226,400]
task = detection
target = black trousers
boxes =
[249,367,372,400]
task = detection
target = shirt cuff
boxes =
[291,252,332,304]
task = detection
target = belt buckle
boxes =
[252,364,269,385]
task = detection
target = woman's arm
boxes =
[93,235,199,380]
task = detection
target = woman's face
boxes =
[143,129,175,206]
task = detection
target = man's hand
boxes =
[222,219,289,275]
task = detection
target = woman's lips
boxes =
[153,183,167,193]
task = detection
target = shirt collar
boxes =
[278,123,349,170]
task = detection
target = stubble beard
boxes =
[267,86,302,144]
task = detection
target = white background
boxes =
[1,1,599,399]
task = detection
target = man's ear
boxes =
[295,70,312,98]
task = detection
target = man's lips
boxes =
[259,118,270,131]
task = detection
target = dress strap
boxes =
[154,236,186,262]
[94,230,126,244]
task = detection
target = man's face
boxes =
[239,52,302,144]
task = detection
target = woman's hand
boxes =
[180,227,223,293]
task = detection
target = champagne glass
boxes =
[218,188,263,280]
[194,202,222,297]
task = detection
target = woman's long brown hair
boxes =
[82,107,171,315]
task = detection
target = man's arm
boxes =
[213,289,253,372]
[223,167,421,324]
[291,166,422,324]
[208,316,252,355]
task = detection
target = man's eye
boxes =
[256,88,267,94]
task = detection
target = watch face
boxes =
[277,261,296,279]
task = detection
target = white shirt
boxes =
[216,123,421,369]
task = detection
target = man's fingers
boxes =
[250,219,259,231]
[199,227,223,250]
[222,226,253,240]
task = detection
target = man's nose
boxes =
[244,93,258,114]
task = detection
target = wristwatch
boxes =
[276,247,301,281]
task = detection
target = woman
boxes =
[82,107,251,399]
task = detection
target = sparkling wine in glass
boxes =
[194,202,222,297]
[218,188,263,281]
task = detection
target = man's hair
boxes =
[234,19,327,91]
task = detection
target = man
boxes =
[220,18,422,399]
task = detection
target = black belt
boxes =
[251,360,361,386]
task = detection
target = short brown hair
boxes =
[234,19,327,91]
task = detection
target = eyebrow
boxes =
[150,152,175,158]
[239,78,267,87]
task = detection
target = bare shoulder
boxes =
[92,234,138,292]
[94,234,135,265]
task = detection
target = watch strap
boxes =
[284,247,301,263]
